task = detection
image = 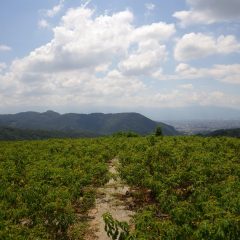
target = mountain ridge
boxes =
[0,111,178,136]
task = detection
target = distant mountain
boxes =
[0,111,178,136]
[0,126,98,140]
[205,128,240,138]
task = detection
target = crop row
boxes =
[118,136,240,239]
[0,138,116,239]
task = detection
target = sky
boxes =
[0,0,240,119]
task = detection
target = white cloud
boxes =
[157,63,240,85]
[209,64,240,84]
[179,64,240,84]
[81,0,92,9]
[145,3,155,11]
[174,33,240,61]
[174,0,240,27]
[216,35,240,54]
[0,62,7,72]
[121,22,175,75]
[8,8,175,76]
[133,22,175,43]
[0,5,239,111]
[0,44,12,52]
[38,19,50,29]
[0,7,177,109]
[1,66,239,110]
[179,84,194,90]
[119,40,167,75]
[45,0,65,18]
[38,1,65,31]
[184,90,239,107]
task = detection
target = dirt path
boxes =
[85,158,134,239]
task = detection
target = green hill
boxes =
[0,111,178,136]
[0,126,98,140]
[206,128,240,138]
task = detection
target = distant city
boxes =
[166,120,240,135]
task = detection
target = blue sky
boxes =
[0,0,240,118]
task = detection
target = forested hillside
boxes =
[206,128,240,138]
[0,111,178,136]
[0,126,99,140]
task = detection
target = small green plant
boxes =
[147,135,156,146]
[103,212,136,240]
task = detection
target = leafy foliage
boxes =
[103,212,135,240]
[118,136,240,239]
[0,138,116,239]
[1,136,240,239]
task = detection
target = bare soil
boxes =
[85,158,135,240]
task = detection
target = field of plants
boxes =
[0,138,116,239]
[118,136,240,239]
[0,136,240,239]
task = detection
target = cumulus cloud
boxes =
[178,63,240,84]
[174,33,240,61]
[174,0,240,27]
[1,5,239,111]
[45,0,65,18]
[209,64,240,84]
[184,90,240,107]
[156,63,240,85]
[119,22,175,75]
[0,7,177,109]
[9,8,175,76]
[119,40,167,76]
[133,22,175,42]
[0,62,7,73]
[38,1,65,31]
[0,44,12,52]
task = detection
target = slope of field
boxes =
[118,136,240,239]
[1,136,239,239]
[0,138,116,239]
